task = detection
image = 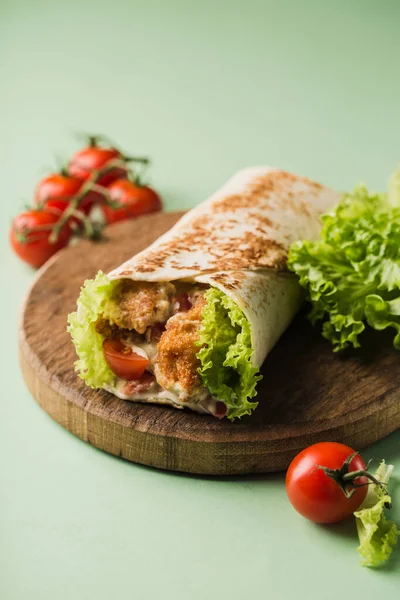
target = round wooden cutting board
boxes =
[19,212,400,475]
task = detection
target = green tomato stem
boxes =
[319,453,388,500]
[48,159,125,244]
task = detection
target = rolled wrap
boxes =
[107,167,339,369]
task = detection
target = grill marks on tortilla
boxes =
[129,170,326,275]
[206,272,244,292]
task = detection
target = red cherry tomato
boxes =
[69,146,126,186]
[35,173,82,204]
[10,210,72,268]
[34,173,100,217]
[103,178,162,224]
[285,442,368,524]
[102,339,149,381]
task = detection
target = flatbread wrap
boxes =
[68,167,339,419]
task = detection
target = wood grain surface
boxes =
[19,212,400,475]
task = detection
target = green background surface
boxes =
[1,0,399,598]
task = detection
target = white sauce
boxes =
[103,382,212,415]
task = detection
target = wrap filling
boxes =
[68,271,261,420]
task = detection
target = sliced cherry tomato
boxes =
[103,178,162,224]
[69,146,126,186]
[285,442,369,524]
[34,173,101,217]
[10,210,72,268]
[102,339,149,381]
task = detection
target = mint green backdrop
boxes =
[1,1,399,598]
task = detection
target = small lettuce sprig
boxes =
[354,460,399,567]
[289,168,400,351]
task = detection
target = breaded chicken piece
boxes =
[155,298,206,398]
[105,280,176,334]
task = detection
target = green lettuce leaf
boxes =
[388,166,400,207]
[196,287,261,420]
[288,179,400,351]
[354,461,399,567]
[67,271,117,388]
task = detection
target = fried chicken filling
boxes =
[96,280,207,398]
[103,280,176,334]
[154,297,206,399]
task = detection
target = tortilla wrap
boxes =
[68,167,340,419]
[108,167,338,366]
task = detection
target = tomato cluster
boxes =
[10,135,162,268]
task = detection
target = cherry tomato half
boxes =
[10,210,72,268]
[102,339,149,381]
[34,173,101,217]
[68,146,126,186]
[103,178,162,224]
[285,442,368,524]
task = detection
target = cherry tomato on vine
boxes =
[35,172,101,217]
[285,442,369,524]
[102,339,149,380]
[10,210,72,268]
[68,135,149,186]
[103,178,162,224]
[68,145,126,186]
[35,172,81,204]
[36,198,82,230]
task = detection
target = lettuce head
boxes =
[288,168,400,351]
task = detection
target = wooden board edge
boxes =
[19,340,399,475]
